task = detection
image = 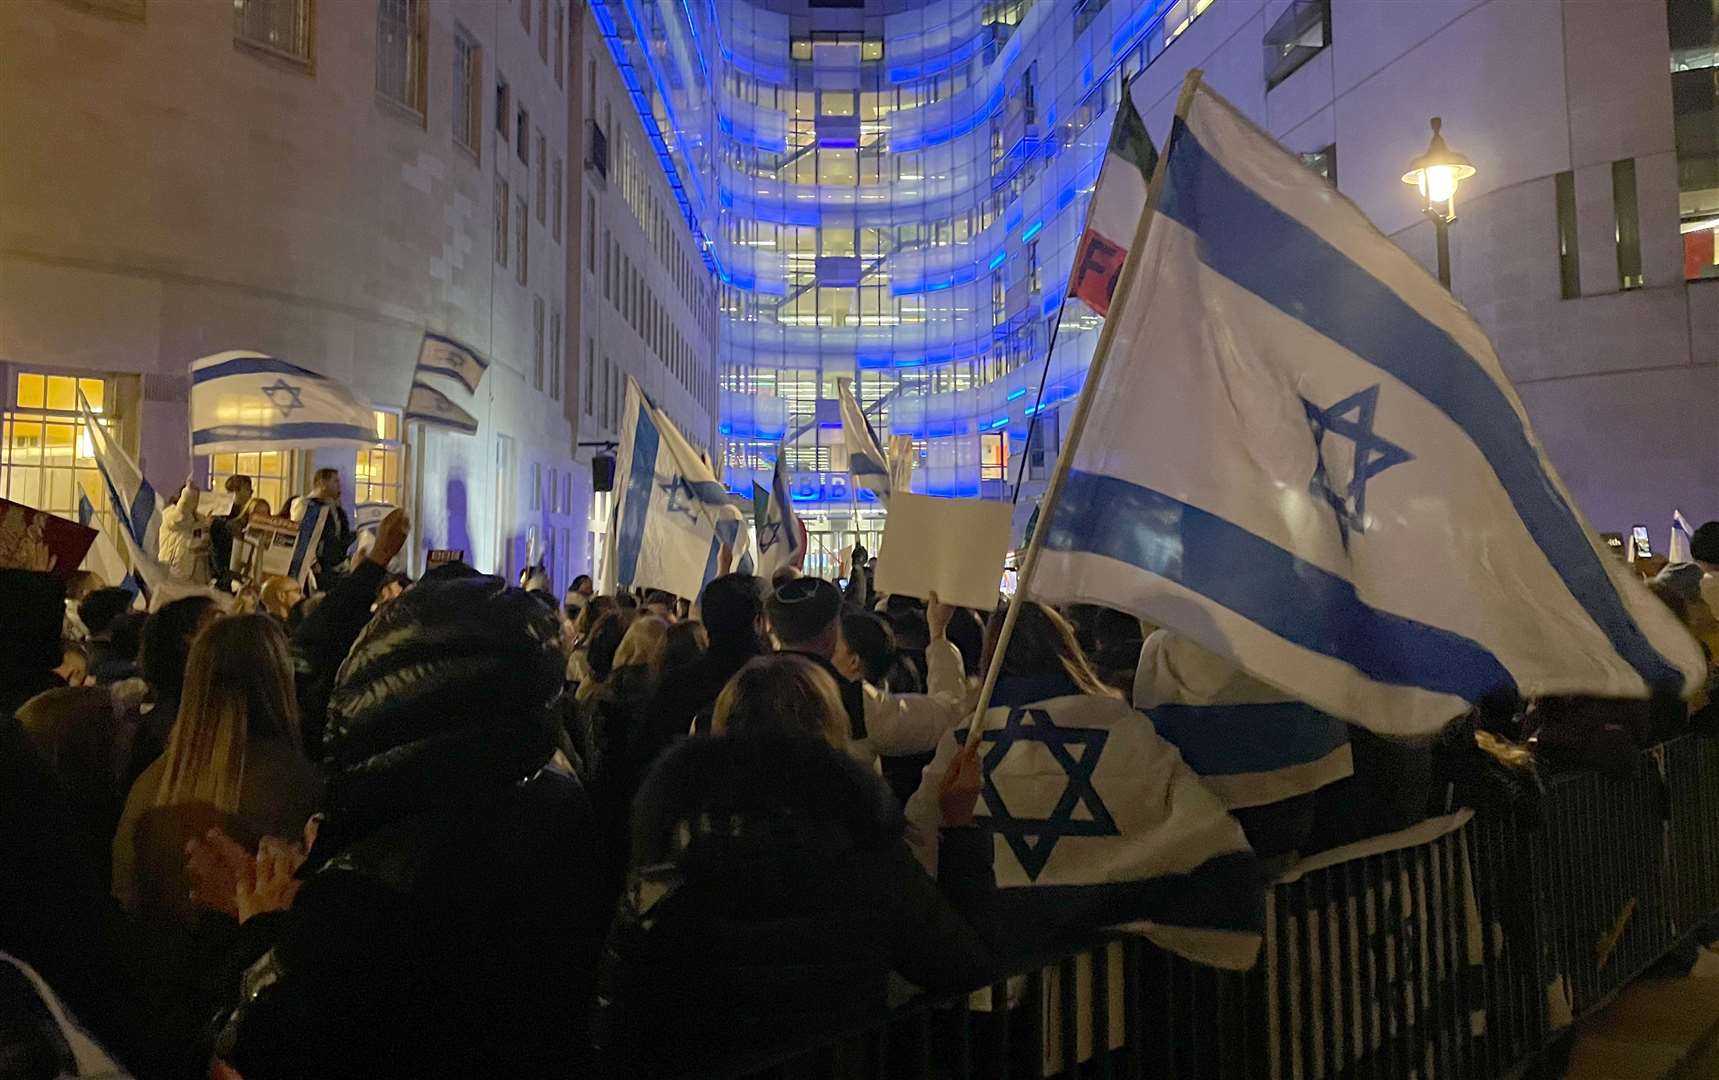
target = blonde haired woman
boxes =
[112,614,322,922]
[711,654,850,750]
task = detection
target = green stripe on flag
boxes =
[1113,88,1158,180]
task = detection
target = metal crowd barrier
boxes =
[730,734,1719,1080]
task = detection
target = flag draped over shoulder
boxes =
[191,351,376,454]
[906,694,1261,971]
[604,378,751,599]
[753,449,806,580]
[1032,78,1706,737]
[836,376,891,502]
[1067,78,1158,318]
[406,332,489,434]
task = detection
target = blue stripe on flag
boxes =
[1046,469,1516,701]
[1158,120,1681,691]
[191,356,320,384]
[78,493,95,527]
[422,331,489,370]
[192,422,375,447]
[702,535,723,588]
[615,406,662,588]
[128,481,156,546]
[1145,702,1350,777]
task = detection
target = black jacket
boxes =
[313,501,354,582]
[597,733,1001,1078]
[653,643,762,741]
[567,663,663,913]
[216,577,609,1079]
[290,559,385,760]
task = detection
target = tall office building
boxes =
[589,0,1716,568]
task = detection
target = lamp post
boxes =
[1401,117,1476,290]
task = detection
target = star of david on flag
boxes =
[752,446,806,579]
[260,379,305,418]
[660,475,701,522]
[190,351,375,455]
[965,706,1118,881]
[1301,384,1412,548]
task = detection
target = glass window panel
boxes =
[16,374,44,409]
[46,376,78,412]
[78,379,105,412]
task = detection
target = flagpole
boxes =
[965,69,1203,739]
[1010,72,1139,507]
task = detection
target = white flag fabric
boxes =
[836,376,891,501]
[77,491,133,593]
[405,332,489,434]
[604,378,752,598]
[753,449,806,580]
[906,692,1261,971]
[78,394,169,598]
[1671,510,1695,565]
[1032,79,1705,737]
[191,351,376,455]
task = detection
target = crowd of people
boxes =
[3,504,1717,1079]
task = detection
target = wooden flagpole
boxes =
[964,69,1204,739]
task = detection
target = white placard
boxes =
[874,492,1014,611]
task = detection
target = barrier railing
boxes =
[729,734,1719,1080]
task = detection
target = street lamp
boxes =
[1401,117,1476,289]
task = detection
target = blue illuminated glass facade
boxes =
[590,0,1217,549]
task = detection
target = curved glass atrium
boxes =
[593,0,1217,558]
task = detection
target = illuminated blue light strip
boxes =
[1006,388,1028,401]
[1021,219,1044,243]
[989,417,1013,430]
[988,250,1008,271]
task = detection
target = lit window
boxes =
[791,38,812,61]
[1165,0,1215,45]
[376,0,428,119]
[1263,0,1330,90]
[980,433,1008,482]
[209,450,298,518]
[234,0,312,65]
[452,27,482,161]
[353,410,404,508]
[2,373,122,539]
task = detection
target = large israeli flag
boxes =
[753,447,806,580]
[1033,77,1705,737]
[190,351,376,454]
[604,378,752,599]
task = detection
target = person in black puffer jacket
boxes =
[210,575,608,1080]
[598,655,1003,1079]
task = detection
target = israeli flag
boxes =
[1032,77,1705,737]
[837,376,891,502]
[1671,510,1695,565]
[907,693,1261,970]
[405,332,488,434]
[753,448,807,580]
[78,393,167,596]
[190,351,376,454]
[603,377,752,599]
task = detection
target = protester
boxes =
[55,641,90,688]
[1694,521,1719,614]
[3,570,73,720]
[125,595,221,786]
[258,574,303,623]
[208,474,253,585]
[565,573,594,618]
[203,575,608,1079]
[662,618,709,676]
[303,467,354,587]
[158,479,213,585]
[111,614,322,923]
[16,687,126,889]
[89,611,145,687]
[766,576,967,769]
[61,569,104,643]
[78,587,133,648]
[566,594,619,686]
[1134,629,1354,864]
[598,654,1002,1077]
[651,572,769,741]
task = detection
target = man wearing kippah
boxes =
[765,577,966,771]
